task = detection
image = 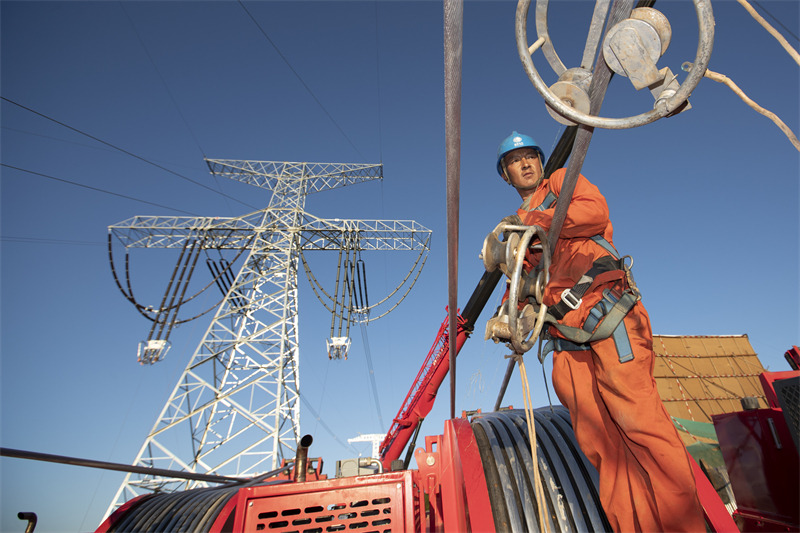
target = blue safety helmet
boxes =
[496,131,545,178]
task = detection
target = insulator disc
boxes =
[106,485,240,532]
[471,407,611,532]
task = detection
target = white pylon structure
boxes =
[347,433,387,459]
[106,159,431,514]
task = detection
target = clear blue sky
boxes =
[2,1,798,531]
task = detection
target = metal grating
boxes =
[250,497,393,532]
[241,474,414,533]
[773,376,800,452]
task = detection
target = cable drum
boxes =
[106,485,239,532]
[471,407,611,532]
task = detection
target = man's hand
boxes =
[501,213,522,227]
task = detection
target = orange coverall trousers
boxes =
[551,299,706,532]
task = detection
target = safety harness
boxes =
[524,186,640,363]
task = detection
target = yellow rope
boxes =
[703,68,800,152]
[516,353,551,533]
[735,0,800,66]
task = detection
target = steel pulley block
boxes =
[481,229,518,275]
[482,221,551,354]
[516,0,715,129]
[547,67,592,126]
[485,300,541,345]
[603,8,672,90]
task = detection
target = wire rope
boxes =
[1,164,197,215]
[298,391,359,454]
[692,66,800,152]
[753,1,800,42]
[119,3,207,159]
[373,1,384,164]
[515,353,550,533]
[312,356,333,438]
[736,0,800,65]
[443,0,462,421]
[236,1,365,160]
[360,321,385,433]
[1,235,102,246]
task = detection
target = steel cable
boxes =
[444,0,463,421]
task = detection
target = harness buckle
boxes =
[560,288,583,310]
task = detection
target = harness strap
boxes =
[545,289,638,346]
[539,289,637,364]
[549,255,622,320]
[526,186,623,321]
[533,190,558,212]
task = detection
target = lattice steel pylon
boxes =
[106,159,431,515]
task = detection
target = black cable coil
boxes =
[471,406,611,532]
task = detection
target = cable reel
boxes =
[516,0,715,129]
[481,221,551,355]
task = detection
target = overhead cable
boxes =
[0,97,257,210]
[695,66,800,152]
[753,1,799,42]
[373,1,384,163]
[360,321,386,433]
[298,392,359,454]
[0,235,102,246]
[119,3,208,159]
[736,0,800,65]
[1,163,197,215]
[237,1,365,160]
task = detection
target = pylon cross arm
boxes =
[205,159,383,193]
[110,214,432,252]
[298,217,432,251]
[109,214,260,249]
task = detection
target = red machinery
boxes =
[711,356,800,532]
[94,279,800,533]
[97,405,746,532]
[91,263,797,533]
[102,286,789,533]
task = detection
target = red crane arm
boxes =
[378,312,471,470]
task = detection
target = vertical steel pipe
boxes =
[294,434,314,482]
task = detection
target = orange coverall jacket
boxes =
[516,168,706,532]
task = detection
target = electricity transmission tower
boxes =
[106,159,431,513]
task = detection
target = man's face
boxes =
[504,147,543,195]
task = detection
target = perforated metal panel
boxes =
[248,495,394,532]
[238,471,418,533]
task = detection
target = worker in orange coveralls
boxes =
[496,131,706,532]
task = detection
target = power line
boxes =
[0,235,103,246]
[374,1,384,164]
[1,163,198,215]
[119,2,208,159]
[118,3,241,217]
[299,391,359,454]
[2,126,202,172]
[0,97,258,210]
[236,0,366,160]
[753,1,800,42]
